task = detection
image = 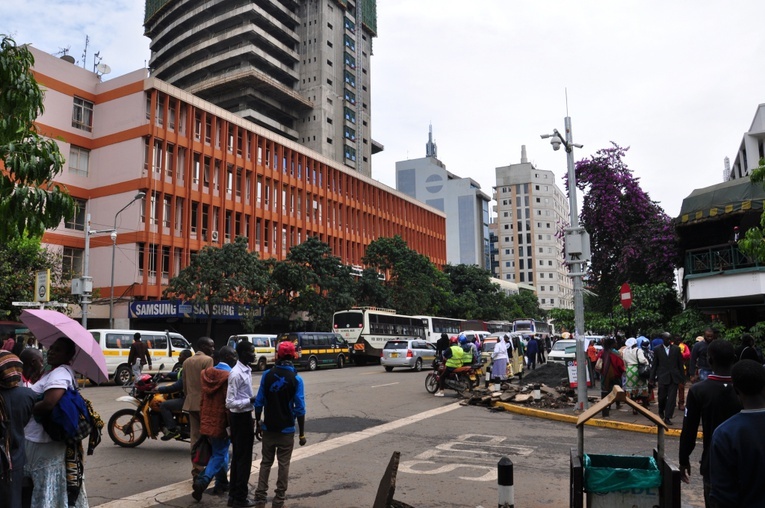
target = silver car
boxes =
[381,339,437,372]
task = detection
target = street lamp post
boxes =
[109,192,146,329]
[542,116,590,412]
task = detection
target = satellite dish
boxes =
[96,63,111,75]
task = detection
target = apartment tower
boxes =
[143,0,379,176]
[494,147,572,310]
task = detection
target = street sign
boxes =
[35,269,50,302]
[620,283,632,310]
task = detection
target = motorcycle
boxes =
[107,365,190,447]
[425,360,483,395]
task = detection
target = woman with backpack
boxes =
[595,337,626,417]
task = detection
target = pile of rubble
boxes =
[461,363,582,410]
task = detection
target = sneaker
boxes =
[434,391,445,397]
[162,429,181,441]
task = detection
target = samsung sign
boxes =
[129,300,262,321]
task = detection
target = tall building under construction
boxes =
[143,0,380,176]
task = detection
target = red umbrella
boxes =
[20,309,108,384]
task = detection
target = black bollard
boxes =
[498,456,514,508]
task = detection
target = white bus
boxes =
[415,315,464,343]
[332,307,427,365]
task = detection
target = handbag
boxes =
[638,362,650,379]
[191,436,212,467]
[594,356,603,373]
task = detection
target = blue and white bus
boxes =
[512,318,551,337]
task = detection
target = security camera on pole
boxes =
[541,116,591,411]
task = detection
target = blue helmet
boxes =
[458,334,468,345]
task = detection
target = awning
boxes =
[677,177,765,225]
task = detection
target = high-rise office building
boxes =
[494,146,572,310]
[396,126,491,268]
[143,0,380,176]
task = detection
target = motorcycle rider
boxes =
[434,336,464,397]
[156,349,192,441]
[461,335,479,365]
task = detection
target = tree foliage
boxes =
[737,157,765,260]
[0,36,74,241]
[0,238,79,319]
[571,144,677,313]
[265,236,354,331]
[362,235,451,316]
[163,236,267,336]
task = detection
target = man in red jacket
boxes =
[192,346,238,501]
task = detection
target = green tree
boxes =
[548,307,574,335]
[265,236,354,330]
[352,268,393,309]
[737,157,765,260]
[0,237,77,319]
[605,282,681,336]
[163,236,267,336]
[667,307,710,341]
[0,36,74,241]
[363,235,451,316]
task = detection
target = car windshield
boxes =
[383,341,407,350]
[552,341,574,351]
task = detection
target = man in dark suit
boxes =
[650,331,685,425]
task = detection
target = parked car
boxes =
[381,339,437,372]
[547,339,577,365]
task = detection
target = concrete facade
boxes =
[395,126,491,269]
[143,0,378,176]
[494,147,572,310]
[27,46,445,325]
[725,103,765,181]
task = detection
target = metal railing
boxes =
[685,243,761,275]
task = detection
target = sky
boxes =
[3,0,765,218]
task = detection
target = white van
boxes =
[89,329,192,385]
[227,334,277,371]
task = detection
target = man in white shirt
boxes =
[225,340,257,507]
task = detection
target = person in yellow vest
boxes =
[435,337,464,397]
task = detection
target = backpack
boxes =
[41,387,93,443]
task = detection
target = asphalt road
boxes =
[81,364,706,507]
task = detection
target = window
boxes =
[62,247,83,277]
[72,97,93,132]
[68,146,89,176]
[65,198,87,231]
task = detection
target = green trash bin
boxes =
[584,454,662,493]
[584,453,662,508]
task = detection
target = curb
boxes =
[493,402,700,439]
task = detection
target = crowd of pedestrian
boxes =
[578,327,765,507]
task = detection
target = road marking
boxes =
[371,382,399,388]
[399,433,534,482]
[94,402,462,507]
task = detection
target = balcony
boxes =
[684,243,762,277]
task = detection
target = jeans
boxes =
[197,436,230,488]
[229,411,255,502]
[159,396,184,431]
[255,431,295,508]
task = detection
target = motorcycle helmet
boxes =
[458,334,468,345]
[134,373,155,392]
[277,340,297,359]
[449,336,459,344]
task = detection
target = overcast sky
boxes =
[4,1,764,217]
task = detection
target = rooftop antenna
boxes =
[93,51,101,73]
[80,35,89,69]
